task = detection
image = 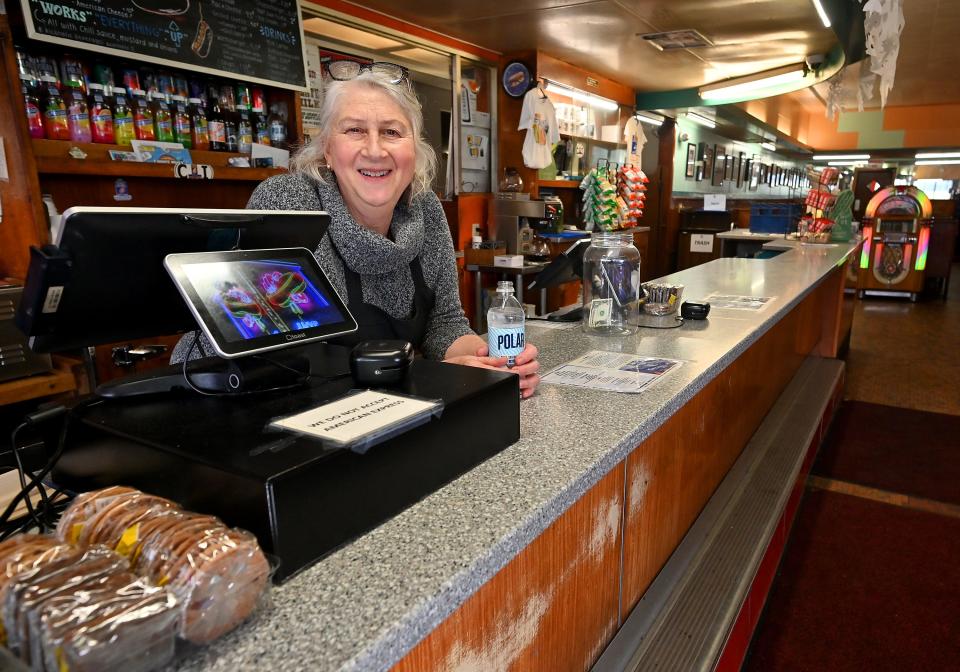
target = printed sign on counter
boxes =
[690,233,715,254]
[704,194,727,211]
[541,350,682,394]
[270,390,442,453]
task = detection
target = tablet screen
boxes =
[165,248,356,358]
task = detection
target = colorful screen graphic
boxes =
[182,259,345,342]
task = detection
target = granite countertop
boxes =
[176,243,858,672]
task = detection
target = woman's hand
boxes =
[444,342,541,399]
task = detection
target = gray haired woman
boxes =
[173,62,539,397]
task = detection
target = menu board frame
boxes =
[19,0,309,92]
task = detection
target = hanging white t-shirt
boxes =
[518,89,560,169]
[623,116,647,168]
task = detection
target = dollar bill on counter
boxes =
[541,350,682,394]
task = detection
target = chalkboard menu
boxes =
[20,0,308,91]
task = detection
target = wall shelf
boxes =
[32,140,287,182]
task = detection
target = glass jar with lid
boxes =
[581,231,641,335]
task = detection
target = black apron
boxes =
[325,236,435,350]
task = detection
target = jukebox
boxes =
[857,185,932,301]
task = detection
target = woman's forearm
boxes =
[444,333,487,360]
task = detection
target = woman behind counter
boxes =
[172,61,539,398]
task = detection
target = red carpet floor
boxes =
[743,488,960,671]
[811,401,960,505]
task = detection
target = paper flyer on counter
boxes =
[541,350,682,394]
[704,294,776,311]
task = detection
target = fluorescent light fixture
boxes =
[635,113,663,125]
[544,82,618,111]
[812,154,870,161]
[761,141,777,152]
[915,151,960,159]
[686,112,716,128]
[915,159,960,165]
[828,160,867,166]
[699,63,806,102]
[811,0,832,28]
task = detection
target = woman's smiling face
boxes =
[323,85,416,227]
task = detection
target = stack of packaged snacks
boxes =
[616,165,648,228]
[0,486,270,669]
[579,166,620,231]
[56,487,270,644]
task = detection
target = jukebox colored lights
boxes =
[915,227,930,271]
[860,227,873,269]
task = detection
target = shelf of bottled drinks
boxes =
[15,44,299,179]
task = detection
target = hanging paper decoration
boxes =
[862,0,905,108]
[856,56,878,112]
[825,76,844,120]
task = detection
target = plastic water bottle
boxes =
[487,281,525,367]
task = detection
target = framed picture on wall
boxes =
[759,163,769,185]
[724,153,735,182]
[749,158,760,191]
[738,155,747,188]
[701,143,713,183]
[773,166,780,185]
[711,144,725,186]
[685,143,697,178]
[742,159,751,189]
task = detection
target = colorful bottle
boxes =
[171,94,192,147]
[189,97,210,150]
[206,92,226,151]
[122,69,141,94]
[268,109,287,149]
[252,105,270,146]
[237,108,253,154]
[251,87,266,114]
[112,87,135,146]
[131,89,156,141]
[66,86,92,143]
[59,54,87,94]
[21,74,45,139]
[87,83,115,144]
[235,83,251,112]
[41,76,70,140]
[150,91,174,142]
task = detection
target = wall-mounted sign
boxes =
[501,61,531,98]
[586,76,599,88]
[20,0,308,91]
[690,233,715,254]
[174,163,213,179]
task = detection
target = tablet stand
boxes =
[96,350,312,398]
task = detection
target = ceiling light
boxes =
[914,151,960,159]
[915,159,960,165]
[635,113,663,126]
[828,160,868,166]
[699,63,806,102]
[544,82,619,111]
[761,141,777,152]
[811,0,832,28]
[686,112,716,128]
[812,154,870,161]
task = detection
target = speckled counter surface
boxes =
[175,243,857,672]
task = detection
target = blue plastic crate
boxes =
[749,202,802,234]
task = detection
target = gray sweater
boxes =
[171,172,473,362]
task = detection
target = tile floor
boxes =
[844,265,960,416]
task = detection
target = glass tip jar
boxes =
[581,232,641,336]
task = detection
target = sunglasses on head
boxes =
[325,60,409,84]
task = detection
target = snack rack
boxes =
[800,166,839,243]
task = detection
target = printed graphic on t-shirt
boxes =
[533,113,549,145]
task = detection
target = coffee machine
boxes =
[491,198,547,254]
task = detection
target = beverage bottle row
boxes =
[16,48,289,151]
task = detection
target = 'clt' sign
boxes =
[173,163,214,179]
